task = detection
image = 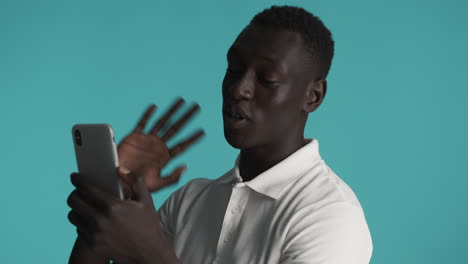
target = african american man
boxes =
[67,5,373,264]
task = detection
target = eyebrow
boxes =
[226,46,285,73]
[258,55,277,64]
[227,47,277,63]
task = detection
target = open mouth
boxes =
[223,103,250,126]
[223,108,248,122]
[224,109,246,120]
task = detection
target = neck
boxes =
[239,133,306,182]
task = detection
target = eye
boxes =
[263,79,277,84]
[258,76,279,86]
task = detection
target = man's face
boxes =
[222,24,316,149]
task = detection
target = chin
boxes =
[223,127,251,150]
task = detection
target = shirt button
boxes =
[231,207,240,214]
[224,236,230,242]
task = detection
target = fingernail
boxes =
[119,167,130,174]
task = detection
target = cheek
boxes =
[253,108,287,136]
[254,99,302,132]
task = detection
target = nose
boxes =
[231,74,254,100]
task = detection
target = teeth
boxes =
[228,111,243,120]
[224,109,245,120]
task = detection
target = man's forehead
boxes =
[227,45,281,63]
[232,24,303,52]
[227,25,306,71]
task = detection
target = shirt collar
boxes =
[221,138,322,199]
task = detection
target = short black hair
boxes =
[251,5,335,79]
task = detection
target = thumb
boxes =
[150,165,186,192]
[117,167,133,199]
[117,166,132,185]
[132,175,152,203]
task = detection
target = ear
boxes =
[303,79,327,113]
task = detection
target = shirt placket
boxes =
[213,181,249,263]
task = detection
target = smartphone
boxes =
[72,124,124,200]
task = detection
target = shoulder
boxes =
[281,159,371,236]
[158,170,233,239]
[284,159,364,210]
[279,161,373,263]
[178,169,233,198]
[281,200,373,264]
[159,169,233,212]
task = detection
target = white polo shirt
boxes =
[158,139,373,264]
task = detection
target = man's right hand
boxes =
[117,98,204,194]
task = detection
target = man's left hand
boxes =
[67,172,178,264]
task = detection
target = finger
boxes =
[117,167,133,199]
[118,167,131,175]
[67,190,99,226]
[150,166,186,192]
[133,104,157,133]
[122,181,133,199]
[161,104,200,142]
[169,129,205,158]
[81,184,117,210]
[68,210,91,232]
[70,172,83,188]
[149,97,185,134]
[132,176,152,203]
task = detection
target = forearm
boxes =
[69,235,109,264]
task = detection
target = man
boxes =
[67,5,373,264]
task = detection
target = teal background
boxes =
[1,0,467,263]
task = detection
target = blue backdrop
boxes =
[1,0,467,263]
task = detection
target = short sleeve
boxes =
[157,182,190,245]
[158,191,178,245]
[157,179,201,245]
[280,202,373,264]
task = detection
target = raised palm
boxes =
[117,98,204,193]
